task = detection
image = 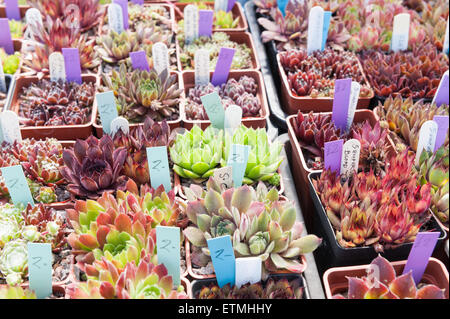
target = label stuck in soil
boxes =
[213,166,233,189]
[195,49,210,86]
[108,3,124,34]
[307,6,324,54]
[340,139,361,177]
[5,0,21,21]
[214,0,228,12]
[49,52,66,83]
[184,5,199,44]
[331,78,352,131]
[391,13,410,52]
[207,235,236,288]
[211,47,236,86]
[235,257,262,288]
[324,139,344,174]
[415,120,438,166]
[0,18,15,55]
[110,116,130,136]
[0,165,34,207]
[198,10,213,37]
[322,11,331,50]
[224,104,242,136]
[432,115,449,152]
[432,70,449,107]
[146,146,172,191]
[62,48,82,84]
[0,110,22,145]
[227,144,250,187]
[0,61,6,93]
[25,8,43,40]
[96,91,119,135]
[152,42,170,75]
[346,82,361,131]
[113,0,128,30]
[156,226,181,287]
[130,50,150,72]
[200,92,225,129]
[28,243,52,299]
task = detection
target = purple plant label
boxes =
[113,0,128,30]
[433,115,449,151]
[324,140,344,174]
[0,18,14,55]
[130,51,150,72]
[211,48,235,86]
[198,10,213,37]
[415,120,438,166]
[331,78,352,131]
[403,232,440,285]
[321,11,332,50]
[444,18,449,54]
[227,0,236,12]
[391,13,410,52]
[130,0,144,5]
[5,0,21,21]
[62,48,82,84]
[307,6,324,54]
[432,70,449,107]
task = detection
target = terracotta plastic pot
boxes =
[286,109,397,232]
[182,70,269,130]
[174,1,248,32]
[176,31,260,72]
[0,5,29,19]
[9,75,99,141]
[277,53,374,114]
[93,71,184,137]
[323,257,449,299]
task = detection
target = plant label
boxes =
[227,0,236,12]
[198,10,213,37]
[195,49,210,86]
[331,78,352,131]
[432,115,449,152]
[200,92,225,129]
[0,18,14,54]
[152,42,170,75]
[444,18,449,54]
[184,5,199,44]
[108,3,124,34]
[110,116,130,137]
[227,144,250,187]
[321,11,332,50]
[278,0,288,16]
[324,139,344,174]
[211,47,236,86]
[0,165,34,207]
[391,13,410,52]
[64,4,81,31]
[49,52,66,83]
[27,243,52,299]
[224,104,242,136]
[207,235,236,288]
[62,48,82,84]
[96,91,119,135]
[156,226,180,287]
[415,120,438,166]
[235,257,262,288]
[307,6,324,54]
[213,166,233,189]
[340,139,361,177]
[113,0,128,30]
[403,232,440,285]
[0,110,22,144]
[25,8,43,39]
[214,0,228,12]
[5,0,21,21]
[432,70,449,107]
[146,146,171,191]
[131,0,144,4]
[346,82,361,131]
[130,50,150,72]
[0,60,6,93]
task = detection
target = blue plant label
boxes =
[321,11,332,50]
[96,91,119,135]
[0,165,34,207]
[146,146,171,191]
[207,235,236,288]
[227,144,250,187]
[278,0,288,16]
[28,243,52,299]
[156,226,180,287]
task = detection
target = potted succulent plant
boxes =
[0,284,66,299]
[183,177,322,279]
[323,255,448,299]
[1,41,22,76]
[183,71,269,130]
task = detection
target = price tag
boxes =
[156,226,180,287]
[444,18,449,54]
[25,8,43,39]
[227,144,250,187]
[214,0,228,12]
[108,3,124,34]
[198,10,213,37]
[403,232,440,285]
[0,110,22,144]
[184,5,199,45]
[432,115,449,152]
[0,60,6,93]
[415,120,438,166]
[324,139,344,174]
[200,92,225,129]
[146,146,171,191]
[321,11,332,50]
[207,235,236,288]
[346,82,360,131]
[224,104,242,136]
[152,42,169,75]
[113,0,128,30]
[5,0,21,21]
[130,50,150,72]
[96,91,119,135]
[211,47,236,86]
[340,139,361,177]
[0,165,34,207]
[131,0,144,4]
[391,13,410,52]
[278,0,288,16]
[331,78,352,131]
[213,166,233,189]
[195,49,210,86]
[235,257,262,288]
[49,52,66,83]
[27,243,52,299]
[0,18,14,55]
[432,70,449,107]
[62,48,82,84]
[307,6,324,54]
[227,0,236,12]
[110,116,130,137]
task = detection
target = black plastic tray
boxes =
[308,171,447,270]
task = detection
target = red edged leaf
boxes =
[416,285,445,299]
[347,277,369,299]
[389,272,417,299]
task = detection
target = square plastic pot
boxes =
[0,5,29,19]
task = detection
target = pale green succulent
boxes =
[0,218,20,249]
[0,239,28,285]
[0,203,23,223]
[0,285,37,299]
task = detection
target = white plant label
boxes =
[25,8,43,39]
[340,139,361,177]
[110,116,130,137]
[195,49,210,86]
[0,60,6,93]
[391,13,410,52]
[415,120,438,166]
[0,111,22,144]
[307,6,324,55]
[235,257,262,288]
[214,0,228,12]
[443,17,449,54]
[49,52,66,83]
[224,104,242,136]
[108,3,124,34]
[213,166,233,190]
[184,5,199,45]
[152,42,169,75]
[345,82,361,132]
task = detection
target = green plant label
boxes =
[200,92,225,129]
[235,257,262,288]
[0,110,22,144]
[391,13,410,52]
[156,226,180,287]
[96,91,119,135]
[49,52,66,83]
[146,146,171,191]
[207,235,236,288]
[307,6,324,54]
[0,165,34,207]
[184,4,199,44]
[415,120,438,166]
[227,144,250,187]
[27,243,52,299]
